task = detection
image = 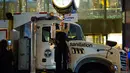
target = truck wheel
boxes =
[78,63,111,73]
[86,70,103,73]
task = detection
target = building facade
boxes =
[0,0,122,44]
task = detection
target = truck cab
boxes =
[35,18,120,73]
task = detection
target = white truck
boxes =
[12,12,121,73]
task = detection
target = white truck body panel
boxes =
[0,20,8,28]
[68,41,121,73]
[13,12,78,28]
[18,38,30,70]
[14,12,47,28]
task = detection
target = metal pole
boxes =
[18,0,22,12]
[30,17,37,73]
[103,0,107,33]
[44,0,46,11]
[3,0,6,20]
[47,0,49,12]
[122,0,126,50]
[26,0,27,12]
[104,0,107,20]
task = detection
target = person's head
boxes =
[0,39,8,49]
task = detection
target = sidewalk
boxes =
[121,71,130,73]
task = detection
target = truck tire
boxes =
[78,63,111,73]
[86,70,103,73]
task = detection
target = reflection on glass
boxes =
[27,0,37,12]
[78,0,122,19]
[21,0,27,12]
[0,0,122,19]
[49,0,56,12]
[36,0,44,12]
[8,3,16,13]
[0,0,17,19]
[106,0,122,18]
[0,2,3,19]
[78,0,104,19]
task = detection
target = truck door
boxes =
[36,25,55,69]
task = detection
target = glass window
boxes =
[27,0,36,2]
[68,24,84,40]
[78,0,104,19]
[78,0,122,19]
[0,2,3,19]
[55,23,85,40]
[27,1,37,12]
[0,0,17,19]
[7,2,17,13]
[42,27,50,42]
[106,0,122,18]
[42,23,85,42]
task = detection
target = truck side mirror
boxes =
[105,40,117,58]
[106,40,117,47]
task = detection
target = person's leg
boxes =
[55,49,62,73]
[129,59,130,69]
[62,47,68,73]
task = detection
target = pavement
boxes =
[121,71,130,73]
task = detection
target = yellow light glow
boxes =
[108,33,122,45]
[101,0,109,8]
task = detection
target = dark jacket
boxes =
[0,49,13,73]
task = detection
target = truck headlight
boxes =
[110,65,118,71]
[114,65,118,71]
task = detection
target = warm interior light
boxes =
[108,33,122,45]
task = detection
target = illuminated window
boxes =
[106,0,122,18]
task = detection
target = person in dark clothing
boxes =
[55,32,69,73]
[0,39,13,73]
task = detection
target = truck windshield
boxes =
[42,23,84,42]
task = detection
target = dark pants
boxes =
[55,42,68,73]
[129,59,130,69]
